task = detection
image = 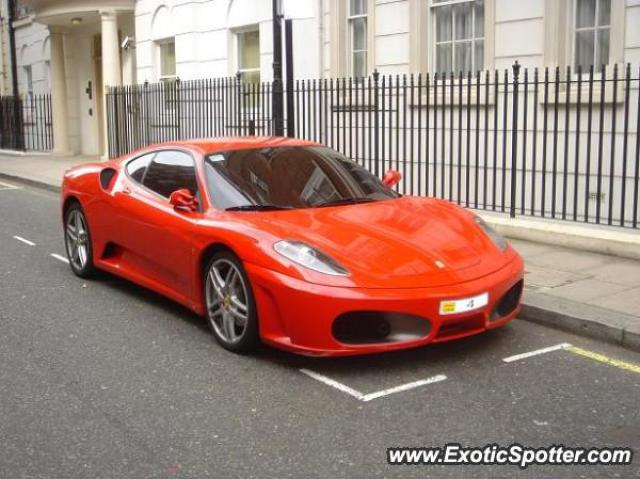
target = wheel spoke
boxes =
[78,245,87,266]
[66,224,77,242]
[208,271,225,300]
[208,297,223,317]
[225,268,237,290]
[229,297,248,320]
[223,313,236,341]
[77,213,86,235]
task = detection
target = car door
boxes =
[115,149,201,300]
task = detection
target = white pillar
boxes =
[100,10,122,158]
[50,30,70,155]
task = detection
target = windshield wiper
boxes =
[225,204,292,211]
[314,197,375,208]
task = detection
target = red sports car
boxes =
[61,137,524,356]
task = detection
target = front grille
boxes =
[491,279,524,320]
[332,311,430,345]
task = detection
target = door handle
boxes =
[122,187,131,195]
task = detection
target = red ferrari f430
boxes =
[61,137,524,356]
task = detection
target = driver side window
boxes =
[143,150,199,199]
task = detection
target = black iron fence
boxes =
[107,63,640,229]
[0,94,53,151]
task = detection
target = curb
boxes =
[0,173,61,193]
[478,211,640,262]
[520,291,640,352]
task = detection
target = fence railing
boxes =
[107,63,640,229]
[0,94,53,152]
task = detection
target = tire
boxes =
[204,251,259,353]
[64,203,96,278]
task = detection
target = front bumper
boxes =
[246,255,524,356]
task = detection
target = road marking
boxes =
[50,253,69,264]
[502,343,572,363]
[566,346,640,374]
[0,180,21,190]
[359,375,448,402]
[299,368,447,402]
[13,235,35,246]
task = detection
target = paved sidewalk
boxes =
[1,151,638,350]
[0,151,98,190]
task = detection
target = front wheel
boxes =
[64,203,96,278]
[204,251,259,353]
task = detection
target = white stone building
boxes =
[7,0,640,156]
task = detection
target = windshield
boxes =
[204,146,399,210]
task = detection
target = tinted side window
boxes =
[143,150,198,198]
[126,153,155,183]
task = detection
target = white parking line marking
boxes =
[0,180,21,190]
[299,368,447,402]
[13,236,35,246]
[502,343,572,363]
[299,369,364,400]
[50,253,69,264]
[359,375,447,402]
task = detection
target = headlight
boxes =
[475,216,508,252]
[273,240,349,276]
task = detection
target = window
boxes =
[574,0,610,70]
[126,153,155,183]
[432,0,484,74]
[204,146,397,210]
[143,150,198,199]
[158,40,176,81]
[157,39,176,107]
[237,29,260,84]
[348,0,368,78]
[23,65,33,96]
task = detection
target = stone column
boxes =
[100,10,122,158]
[50,29,70,155]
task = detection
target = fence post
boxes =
[15,96,25,151]
[175,77,182,141]
[510,61,520,218]
[284,18,295,138]
[143,80,150,147]
[236,71,242,135]
[373,69,380,176]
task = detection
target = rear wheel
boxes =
[64,203,96,278]
[204,251,259,353]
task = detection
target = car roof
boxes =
[151,136,320,156]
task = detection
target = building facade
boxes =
[5,0,640,156]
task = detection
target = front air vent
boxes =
[99,168,117,191]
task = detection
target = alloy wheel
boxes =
[205,258,250,344]
[65,209,89,270]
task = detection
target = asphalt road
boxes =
[1,180,639,479]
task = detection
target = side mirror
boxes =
[382,170,401,188]
[169,188,198,212]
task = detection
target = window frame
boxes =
[329,0,375,78]
[124,151,157,185]
[124,148,200,204]
[347,0,368,79]
[430,0,485,75]
[571,0,611,72]
[409,0,494,75]
[157,38,177,82]
[236,27,261,84]
[544,0,623,75]
[23,64,33,96]
[155,38,177,110]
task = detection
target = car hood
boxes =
[228,196,512,288]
